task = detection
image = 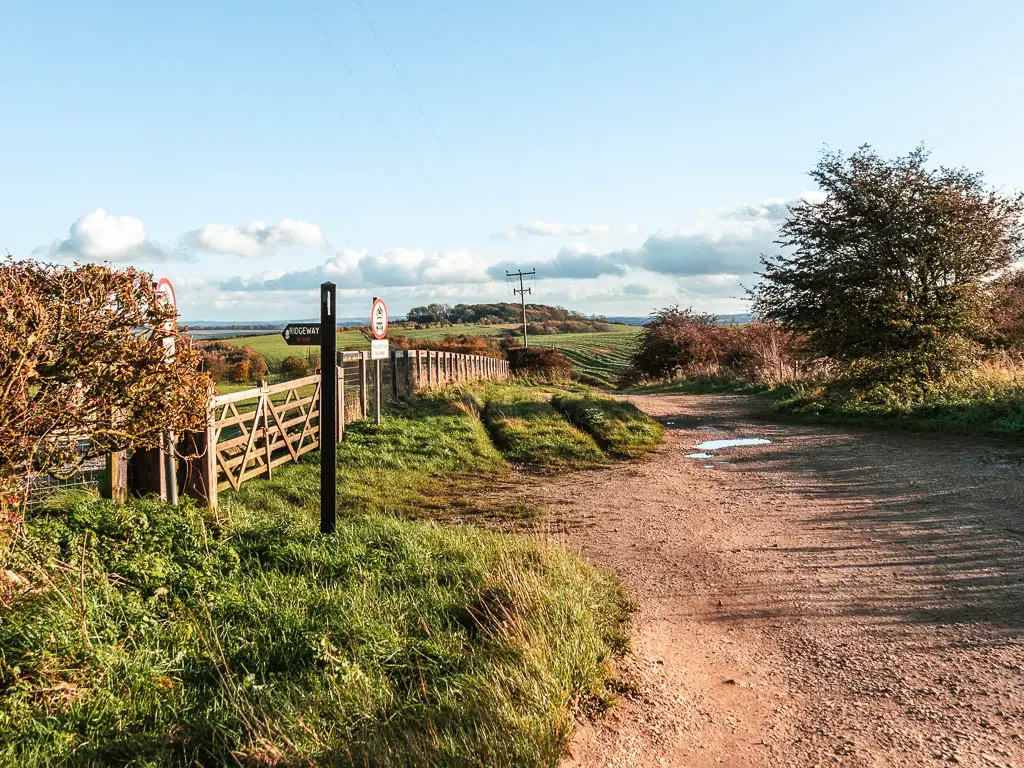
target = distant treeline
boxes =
[186,323,283,330]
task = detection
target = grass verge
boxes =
[478,384,606,469]
[626,375,1024,437]
[621,377,773,396]
[771,383,1024,436]
[224,393,507,523]
[0,388,631,767]
[551,394,664,458]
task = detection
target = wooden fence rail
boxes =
[178,349,509,509]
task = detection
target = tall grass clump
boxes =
[1,468,629,766]
[479,384,605,469]
[551,394,664,458]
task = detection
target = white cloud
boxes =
[496,220,612,240]
[489,243,625,280]
[197,195,799,317]
[222,247,491,292]
[35,209,171,262]
[595,198,791,278]
[184,219,327,258]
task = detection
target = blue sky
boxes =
[3,0,1024,320]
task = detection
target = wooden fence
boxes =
[178,349,509,509]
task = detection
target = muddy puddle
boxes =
[686,436,774,465]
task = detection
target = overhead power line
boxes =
[253,12,385,167]
[352,0,447,152]
[304,5,435,189]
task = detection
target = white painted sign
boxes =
[370,339,390,360]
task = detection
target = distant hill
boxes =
[407,302,614,326]
[407,302,621,335]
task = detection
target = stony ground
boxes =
[538,393,1024,768]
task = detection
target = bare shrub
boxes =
[195,342,268,383]
[0,258,211,505]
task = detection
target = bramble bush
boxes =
[195,341,269,383]
[620,307,808,387]
[279,355,309,377]
[507,347,573,382]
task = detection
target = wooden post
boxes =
[180,399,218,510]
[128,446,165,500]
[391,351,399,399]
[260,381,273,480]
[359,352,368,418]
[204,403,218,509]
[342,362,350,442]
[415,350,422,390]
[102,451,128,504]
[374,358,382,425]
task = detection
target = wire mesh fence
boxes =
[20,439,107,510]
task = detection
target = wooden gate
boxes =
[209,374,321,493]
[178,349,508,510]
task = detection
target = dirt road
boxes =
[543,394,1024,768]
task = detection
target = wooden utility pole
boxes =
[506,268,536,347]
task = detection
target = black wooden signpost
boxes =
[319,283,336,534]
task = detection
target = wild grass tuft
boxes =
[478,384,606,469]
[551,394,664,458]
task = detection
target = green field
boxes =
[225,324,641,388]
[533,328,639,387]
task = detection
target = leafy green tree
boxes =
[754,146,1024,397]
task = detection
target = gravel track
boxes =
[540,393,1024,768]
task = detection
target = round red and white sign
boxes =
[155,278,177,331]
[370,297,388,340]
